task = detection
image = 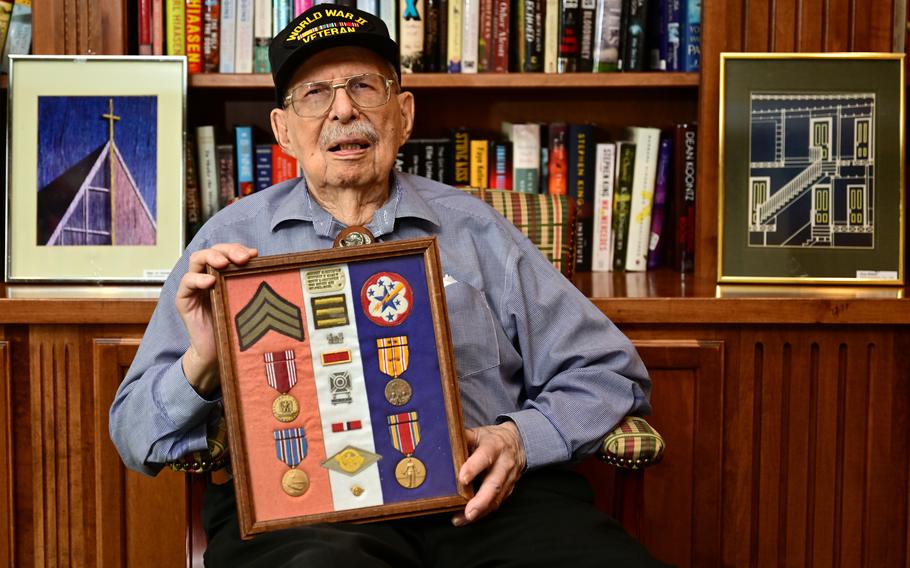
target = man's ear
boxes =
[270,108,297,158]
[397,91,415,145]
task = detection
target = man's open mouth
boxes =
[329,142,371,152]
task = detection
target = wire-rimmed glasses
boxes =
[283,73,395,118]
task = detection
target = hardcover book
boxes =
[567,123,595,272]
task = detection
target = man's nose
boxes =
[329,85,359,122]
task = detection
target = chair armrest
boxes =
[598,416,665,470]
[168,416,230,474]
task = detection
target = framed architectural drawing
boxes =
[5,55,185,282]
[209,237,472,538]
[718,53,904,284]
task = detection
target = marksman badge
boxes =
[387,411,426,489]
[264,350,300,422]
[274,427,310,497]
[361,272,413,326]
[376,336,412,406]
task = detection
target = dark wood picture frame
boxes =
[209,237,472,539]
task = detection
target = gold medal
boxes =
[272,393,300,422]
[394,456,427,489]
[281,468,310,496]
[384,378,412,406]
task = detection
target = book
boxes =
[681,0,700,71]
[611,141,635,271]
[567,123,595,272]
[379,0,397,52]
[665,0,681,70]
[202,0,221,73]
[195,125,220,221]
[184,136,203,237]
[488,140,513,190]
[469,139,489,188]
[0,1,12,57]
[647,0,667,70]
[513,0,543,71]
[543,0,558,72]
[623,126,660,271]
[234,126,255,196]
[461,0,479,72]
[591,142,616,271]
[275,0,293,34]
[502,122,540,194]
[619,0,647,71]
[672,123,696,272]
[234,0,254,73]
[358,0,379,13]
[165,0,186,55]
[218,0,236,72]
[0,0,30,73]
[646,137,672,269]
[452,129,471,185]
[446,0,463,71]
[477,0,493,71]
[424,0,442,72]
[294,0,313,14]
[591,0,620,72]
[185,0,204,73]
[400,0,425,72]
[272,145,299,184]
[253,0,271,73]
[490,0,509,72]
[152,0,165,54]
[556,0,579,72]
[139,0,152,54]
[577,0,595,71]
[254,144,273,192]
[547,122,568,195]
[216,144,237,207]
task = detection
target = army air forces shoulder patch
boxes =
[360,272,413,327]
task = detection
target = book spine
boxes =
[491,0,509,72]
[543,0,558,72]
[646,137,672,269]
[665,0,681,70]
[0,2,13,58]
[539,125,549,193]
[185,0,204,73]
[547,122,567,195]
[184,136,203,235]
[591,142,616,271]
[216,144,237,208]
[648,0,668,70]
[452,129,471,185]
[488,141,513,190]
[166,0,186,55]
[253,0,271,73]
[577,0,595,72]
[195,126,219,221]
[681,0,700,71]
[461,0,479,72]
[673,123,696,271]
[624,126,660,271]
[234,0,254,73]
[254,144,273,192]
[438,0,448,70]
[357,0,379,13]
[568,123,595,272]
[591,0,620,72]
[219,0,236,72]
[0,0,28,73]
[424,0,441,71]
[557,0,579,73]
[611,142,635,271]
[202,0,221,73]
[234,126,255,196]
[400,0,425,72]
[434,139,454,184]
[505,122,541,193]
[152,0,165,54]
[271,144,299,184]
[477,0,493,72]
[379,0,397,46]
[276,0,293,32]
[294,0,313,13]
[621,0,647,71]
[446,0,462,71]
[469,139,489,188]
[139,0,153,54]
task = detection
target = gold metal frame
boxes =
[718,52,904,285]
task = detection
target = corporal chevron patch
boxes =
[235,282,306,351]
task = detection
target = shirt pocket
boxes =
[444,281,501,378]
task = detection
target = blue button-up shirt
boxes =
[109,173,651,476]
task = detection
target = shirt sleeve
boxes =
[494,237,652,471]
[108,233,223,476]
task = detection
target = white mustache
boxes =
[320,121,380,148]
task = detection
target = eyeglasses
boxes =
[283,73,395,118]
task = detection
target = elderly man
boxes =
[110,5,664,567]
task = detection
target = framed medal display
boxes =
[209,237,473,538]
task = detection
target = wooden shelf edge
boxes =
[188,72,699,89]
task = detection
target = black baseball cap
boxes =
[269,5,401,107]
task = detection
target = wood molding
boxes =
[0,340,12,568]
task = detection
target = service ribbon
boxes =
[264,350,297,393]
[387,411,420,455]
[376,336,409,378]
[274,427,308,467]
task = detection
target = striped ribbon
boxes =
[376,336,409,378]
[264,350,297,393]
[274,427,307,467]
[387,411,420,455]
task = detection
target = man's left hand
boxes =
[452,421,526,526]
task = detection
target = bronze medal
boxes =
[272,393,300,422]
[394,456,427,489]
[281,468,310,496]
[333,225,375,248]
[384,378,412,406]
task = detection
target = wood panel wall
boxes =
[695,0,905,281]
[32,0,127,56]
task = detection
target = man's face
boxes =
[270,47,414,193]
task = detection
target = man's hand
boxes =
[452,421,526,526]
[178,243,257,396]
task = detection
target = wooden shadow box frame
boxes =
[209,237,472,539]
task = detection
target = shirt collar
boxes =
[268,172,441,237]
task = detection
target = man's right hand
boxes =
[178,243,258,396]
